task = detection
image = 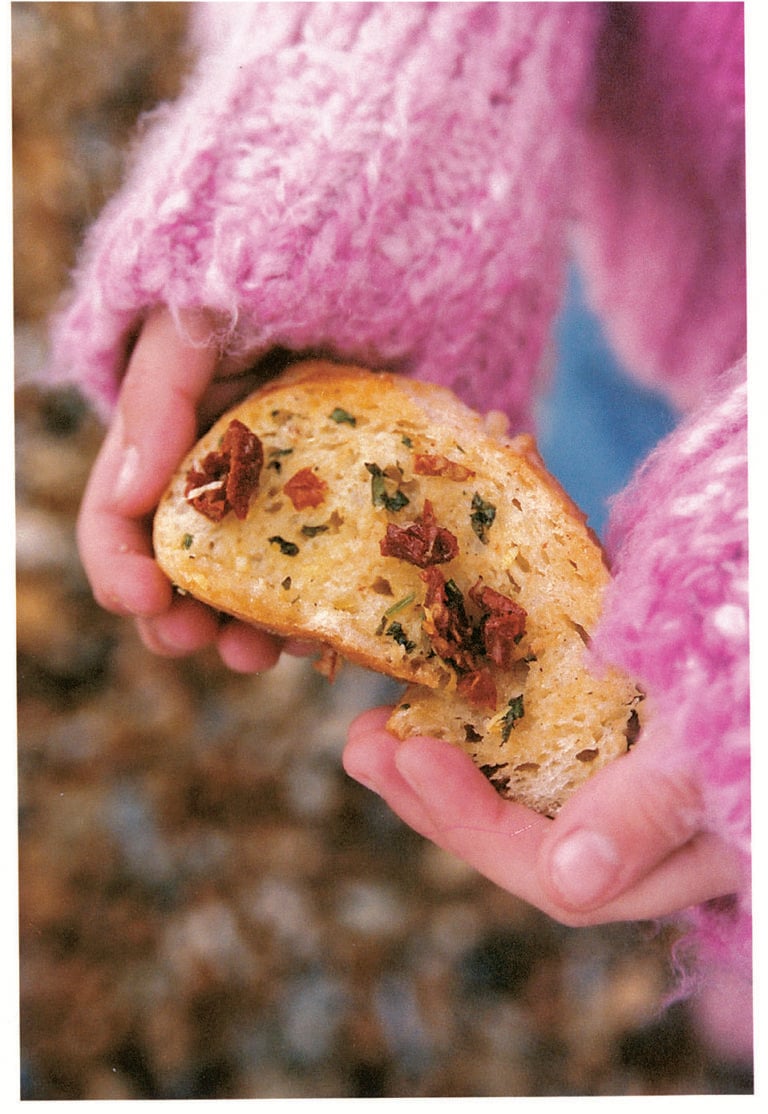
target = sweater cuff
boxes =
[591,358,750,981]
[48,1,598,426]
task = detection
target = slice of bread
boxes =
[153,361,642,815]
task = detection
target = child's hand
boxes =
[77,306,286,671]
[344,708,744,925]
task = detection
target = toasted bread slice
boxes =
[153,361,641,815]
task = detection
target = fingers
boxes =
[571,829,743,925]
[344,713,745,926]
[136,603,284,672]
[345,708,445,844]
[537,732,745,920]
[96,307,220,518]
[77,306,285,672]
[134,595,222,656]
[344,710,555,912]
[391,733,564,915]
[78,308,220,617]
[215,619,283,673]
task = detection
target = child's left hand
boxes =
[343,707,744,925]
[76,306,288,672]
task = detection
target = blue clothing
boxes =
[537,269,679,538]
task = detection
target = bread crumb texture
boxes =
[154,363,642,815]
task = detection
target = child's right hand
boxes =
[77,306,288,672]
[344,707,745,926]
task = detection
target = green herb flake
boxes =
[444,578,467,613]
[383,591,416,618]
[365,462,410,512]
[300,523,330,538]
[268,536,300,557]
[386,622,416,654]
[470,492,497,544]
[500,694,525,742]
[401,435,413,448]
[267,447,294,472]
[329,407,357,426]
[181,533,194,550]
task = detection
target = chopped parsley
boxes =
[267,447,294,472]
[386,622,416,653]
[268,536,300,556]
[383,591,416,618]
[181,533,194,549]
[365,462,410,512]
[329,407,357,426]
[470,492,497,544]
[300,523,330,538]
[444,578,465,610]
[500,694,525,742]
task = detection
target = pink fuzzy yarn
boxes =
[573,2,746,409]
[49,1,600,428]
[591,358,750,1022]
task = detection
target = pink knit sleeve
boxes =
[590,358,750,1005]
[570,3,749,1019]
[48,1,599,427]
[572,2,746,409]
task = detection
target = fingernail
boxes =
[549,830,621,909]
[353,772,383,796]
[114,443,141,503]
[344,760,382,796]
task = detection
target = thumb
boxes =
[537,730,735,915]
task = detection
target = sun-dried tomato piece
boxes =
[419,572,527,709]
[283,467,328,510]
[185,419,263,521]
[380,500,459,568]
[413,453,475,482]
[184,464,229,521]
[468,582,527,669]
[421,569,497,709]
[421,567,478,674]
[482,613,526,669]
[457,667,498,710]
[223,420,264,518]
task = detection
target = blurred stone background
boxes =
[13,2,753,1099]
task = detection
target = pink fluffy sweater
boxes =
[49,2,749,1051]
